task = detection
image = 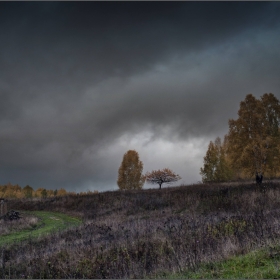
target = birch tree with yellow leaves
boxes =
[117,150,145,190]
[200,137,232,183]
[227,93,280,178]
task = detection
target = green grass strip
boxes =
[0,211,82,247]
[157,246,280,279]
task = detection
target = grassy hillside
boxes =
[0,211,81,246]
[1,181,280,278]
[159,244,280,279]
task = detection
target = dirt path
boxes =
[0,211,82,247]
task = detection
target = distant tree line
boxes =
[0,183,99,199]
[200,93,280,183]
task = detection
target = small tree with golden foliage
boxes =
[117,150,145,190]
[145,168,181,189]
[200,137,233,183]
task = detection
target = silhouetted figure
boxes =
[256,172,260,184]
[256,172,263,185]
[259,173,263,184]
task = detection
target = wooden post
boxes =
[0,200,3,216]
[0,200,7,216]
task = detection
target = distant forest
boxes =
[0,183,98,199]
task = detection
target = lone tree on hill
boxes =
[145,168,181,189]
[117,150,145,190]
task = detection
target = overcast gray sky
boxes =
[0,2,280,192]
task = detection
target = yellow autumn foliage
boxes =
[117,150,145,190]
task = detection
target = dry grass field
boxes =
[1,181,280,278]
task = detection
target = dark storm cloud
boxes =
[0,2,280,191]
[1,2,276,87]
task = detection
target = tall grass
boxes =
[1,181,280,278]
[163,244,280,279]
[0,212,39,236]
[0,211,82,247]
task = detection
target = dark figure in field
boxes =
[259,173,263,184]
[256,172,263,184]
[256,172,260,184]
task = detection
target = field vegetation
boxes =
[0,212,39,236]
[1,180,280,278]
[0,211,81,247]
[165,244,280,279]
